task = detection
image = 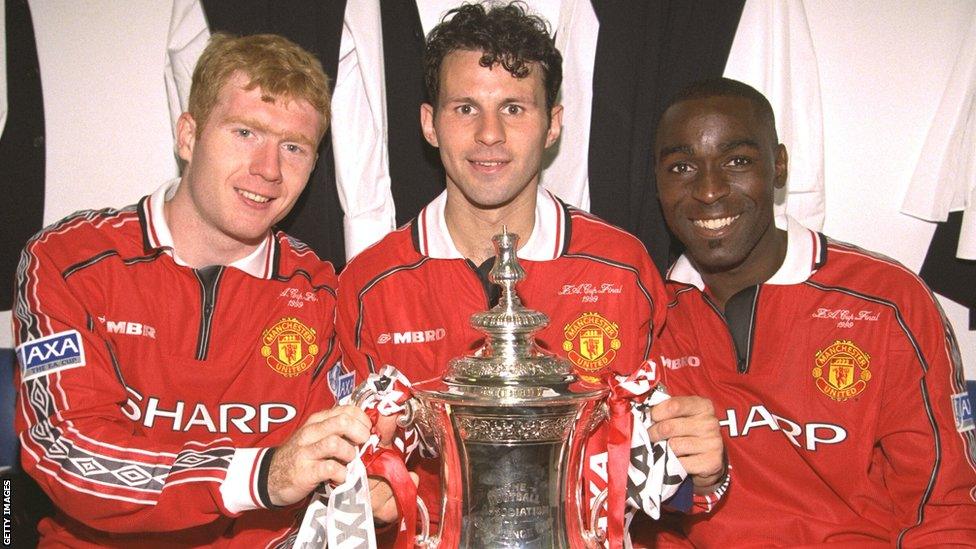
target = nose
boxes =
[250,141,282,182]
[475,112,505,147]
[691,165,730,204]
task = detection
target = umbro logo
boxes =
[376,329,446,345]
[98,316,156,339]
[659,355,700,370]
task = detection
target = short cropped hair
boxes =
[424,2,562,113]
[664,77,779,143]
[188,33,331,138]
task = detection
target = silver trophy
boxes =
[401,229,609,548]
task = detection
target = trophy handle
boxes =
[583,488,608,547]
[415,494,441,548]
[351,382,376,407]
[396,398,416,429]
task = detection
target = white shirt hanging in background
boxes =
[331,4,395,259]
[901,9,976,260]
[165,0,208,145]
[540,0,596,211]
[724,0,825,231]
[164,0,825,259]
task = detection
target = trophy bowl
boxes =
[405,229,608,548]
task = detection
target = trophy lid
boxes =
[444,228,575,388]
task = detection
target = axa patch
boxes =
[17,330,86,381]
[952,392,974,433]
[327,363,355,403]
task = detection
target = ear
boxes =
[774,143,788,189]
[176,112,198,163]
[545,104,564,148]
[420,103,438,147]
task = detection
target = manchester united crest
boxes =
[261,317,319,377]
[812,339,871,401]
[562,312,621,383]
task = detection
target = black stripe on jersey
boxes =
[695,292,743,371]
[62,250,118,278]
[137,196,153,253]
[103,340,127,387]
[271,235,282,279]
[193,266,225,361]
[14,243,40,343]
[410,218,421,254]
[354,257,433,372]
[559,201,574,256]
[745,287,760,372]
[123,250,168,266]
[723,285,761,374]
[666,284,698,308]
[804,280,940,547]
[274,269,337,297]
[563,252,655,361]
[814,233,828,269]
[62,249,168,279]
[311,334,337,381]
[13,208,133,343]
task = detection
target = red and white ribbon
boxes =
[295,366,419,549]
[599,360,687,548]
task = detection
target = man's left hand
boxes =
[646,396,726,494]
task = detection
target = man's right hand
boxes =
[266,405,373,506]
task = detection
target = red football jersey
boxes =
[337,188,669,536]
[655,217,976,547]
[13,182,346,547]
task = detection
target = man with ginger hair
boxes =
[13,33,398,546]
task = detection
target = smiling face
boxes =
[655,95,788,277]
[173,71,322,253]
[421,49,562,212]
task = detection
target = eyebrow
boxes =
[443,95,539,106]
[720,139,761,152]
[657,144,694,160]
[224,116,316,148]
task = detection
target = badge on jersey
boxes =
[328,363,355,402]
[562,312,621,383]
[260,317,318,377]
[952,392,975,433]
[812,340,871,401]
[17,330,86,381]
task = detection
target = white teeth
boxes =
[238,189,271,203]
[474,161,502,166]
[694,215,739,230]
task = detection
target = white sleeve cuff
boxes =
[219,447,268,514]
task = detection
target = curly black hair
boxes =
[423,2,562,113]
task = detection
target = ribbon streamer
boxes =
[294,366,419,548]
[600,360,687,548]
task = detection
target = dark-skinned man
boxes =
[651,77,976,547]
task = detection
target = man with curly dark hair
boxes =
[338,2,727,545]
[423,2,562,123]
